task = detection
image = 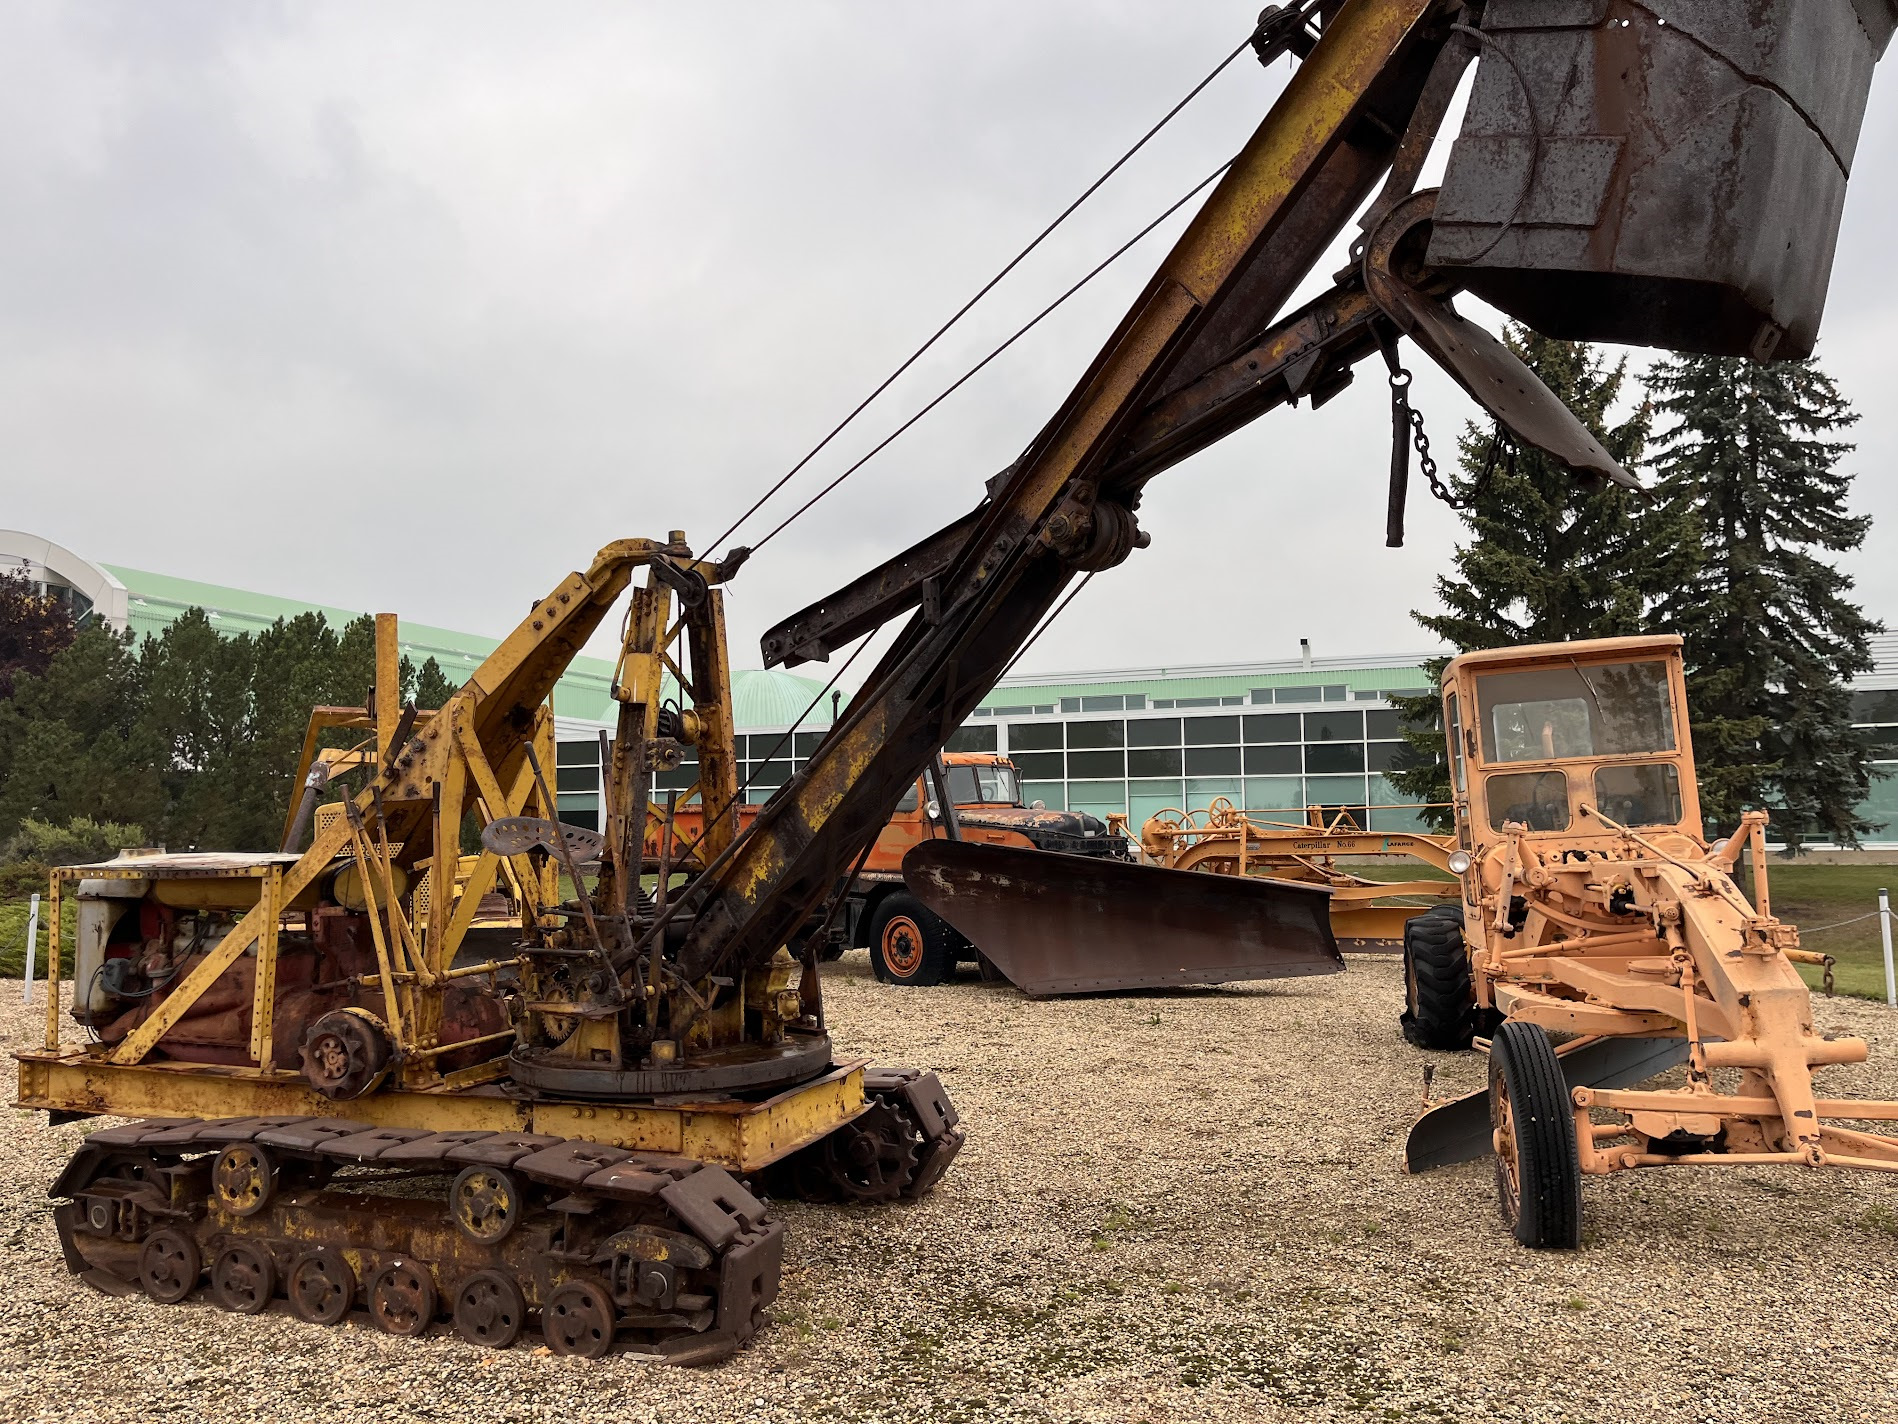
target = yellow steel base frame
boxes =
[14,1051,868,1175]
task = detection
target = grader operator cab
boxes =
[1403,637,1898,1247]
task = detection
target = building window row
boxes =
[971,683,1433,716]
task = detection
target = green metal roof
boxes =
[104,564,829,730]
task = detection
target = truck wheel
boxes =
[1489,1020,1582,1249]
[869,894,953,987]
[1400,904,1479,1049]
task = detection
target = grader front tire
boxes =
[1489,1020,1583,1250]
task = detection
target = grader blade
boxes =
[904,840,1342,997]
[1404,1035,1691,1174]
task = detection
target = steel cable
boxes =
[744,157,1235,556]
[705,26,1263,557]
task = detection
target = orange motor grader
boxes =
[1402,636,1898,1247]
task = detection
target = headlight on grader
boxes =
[1447,850,1472,875]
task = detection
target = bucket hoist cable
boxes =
[706,16,1287,557]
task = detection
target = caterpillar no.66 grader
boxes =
[1403,636,1898,1246]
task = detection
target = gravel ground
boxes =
[4,955,1897,1424]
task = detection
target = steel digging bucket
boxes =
[903,840,1342,998]
[1429,0,1898,360]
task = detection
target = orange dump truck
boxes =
[646,751,1130,986]
[842,751,1132,984]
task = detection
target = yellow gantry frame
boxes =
[38,539,736,1090]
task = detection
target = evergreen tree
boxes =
[0,625,163,837]
[0,569,76,699]
[409,656,459,711]
[1647,354,1878,849]
[1388,330,1670,827]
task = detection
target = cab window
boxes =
[1445,691,1466,793]
[1487,770,1570,832]
[1593,763,1683,827]
[1476,660,1676,764]
[945,762,1022,806]
[895,779,921,812]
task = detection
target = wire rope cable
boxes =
[995,571,1097,686]
[745,156,1234,557]
[705,25,1264,557]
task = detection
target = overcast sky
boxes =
[6,3,1898,686]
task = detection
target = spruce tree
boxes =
[409,656,459,711]
[1646,354,1878,849]
[1388,329,1670,827]
[0,570,76,698]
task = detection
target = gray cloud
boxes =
[4,3,1895,683]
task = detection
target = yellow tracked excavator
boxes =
[16,0,1896,1356]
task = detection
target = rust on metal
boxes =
[1427,0,1897,359]
[904,839,1342,997]
[1130,797,1459,947]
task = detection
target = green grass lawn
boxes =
[1349,858,1897,1002]
[1751,862,1897,1002]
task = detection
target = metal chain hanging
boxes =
[1381,335,1515,549]
[1386,365,1462,508]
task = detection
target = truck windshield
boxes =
[946,763,1021,806]
[1475,660,1676,764]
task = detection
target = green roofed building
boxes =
[954,648,1445,834]
[0,529,834,831]
[6,529,1897,843]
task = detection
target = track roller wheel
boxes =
[1490,1020,1583,1249]
[212,1142,278,1218]
[543,1279,616,1359]
[210,1242,276,1314]
[869,893,953,987]
[453,1270,527,1349]
[138,1228,201,1304]
[449,1165,523,1244]
[368,1261,439,1337]
[823,1099,921,1201]
[287,1247,356,1326]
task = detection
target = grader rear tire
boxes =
[1489,1020,1583,1249]
[1401,905,1480,1049]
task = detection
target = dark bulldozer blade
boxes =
[903,840,1342,998]
[1404,1034,1690,1174]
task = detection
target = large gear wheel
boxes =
[814,1099,924,1203]
[298,1009,396,1100]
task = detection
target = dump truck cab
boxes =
[876,751,1128,862]
[841,751,1130,986]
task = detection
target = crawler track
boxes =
[44,1066,964,1361]
[51,1116,783,1362]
